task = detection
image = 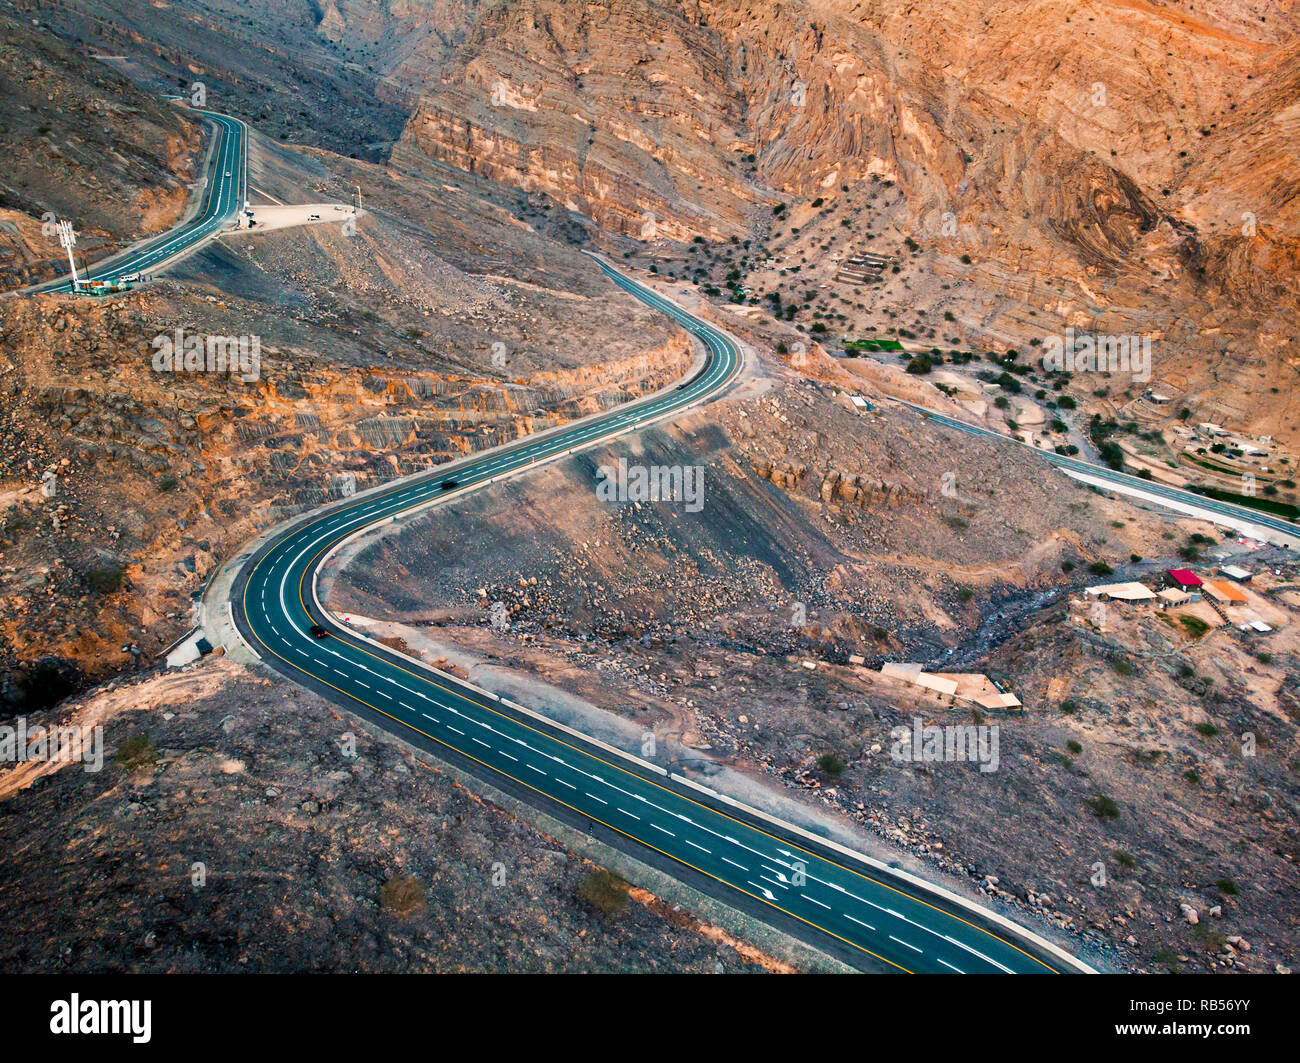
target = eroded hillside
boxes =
[0,8,201,287]
[0,122,690,700]
[326,334,1300,974]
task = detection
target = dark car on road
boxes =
[309,625,330,639]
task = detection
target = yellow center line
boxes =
[236,287,1060,974]
[241,594,909,973]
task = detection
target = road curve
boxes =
[31,108,246,294]
[219,251,1092,973]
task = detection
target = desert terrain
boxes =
[1,0,1297,974]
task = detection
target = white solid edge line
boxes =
[222,258,1093,973]
[226,601,261,660]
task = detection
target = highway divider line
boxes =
[666,772,1094,973]
[900,400,1299,544]
[216,258,1092,973]
[217,261,737,783]
[328,620,674,780]
[304,269,743,777]
[306,264,1089,973]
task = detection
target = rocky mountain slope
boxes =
[0,6,201,287]
[18,0,1296,439]
[2,0,1297,974]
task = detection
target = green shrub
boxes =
[578,868,630,916]
[817,752,847,775]
[1088,795,1120,820]
[116,732,157,771]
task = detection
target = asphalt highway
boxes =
[904,402,1300,542]
[33,109,245,293]
[227,255,1088,974]
[32,98,1091,970]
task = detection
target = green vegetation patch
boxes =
[116,732,157,771]
[843,337,903,352]
[578,868,631,916]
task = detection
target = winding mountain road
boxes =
[215,252,1091,974]
[31,108,246,293]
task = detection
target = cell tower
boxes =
[56,220,80,290]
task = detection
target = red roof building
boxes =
[1166,569,1203,589]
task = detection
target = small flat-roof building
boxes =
[931,672,1023,710]
[1084,581,1157,602]
[1158,588,1191,607]
[880,662,958,697]
[880,663,1025,708]
[1203,579,1248,606]
[1220,564,1252,581]
[1166,569,1203,589]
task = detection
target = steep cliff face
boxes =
[397,0,760,241]
[19,0,1293,441]
[392,0,1297,241]
[382,0,1298,442]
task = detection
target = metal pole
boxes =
[57,220,79,289]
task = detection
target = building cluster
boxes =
[1081,565,1276,634]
